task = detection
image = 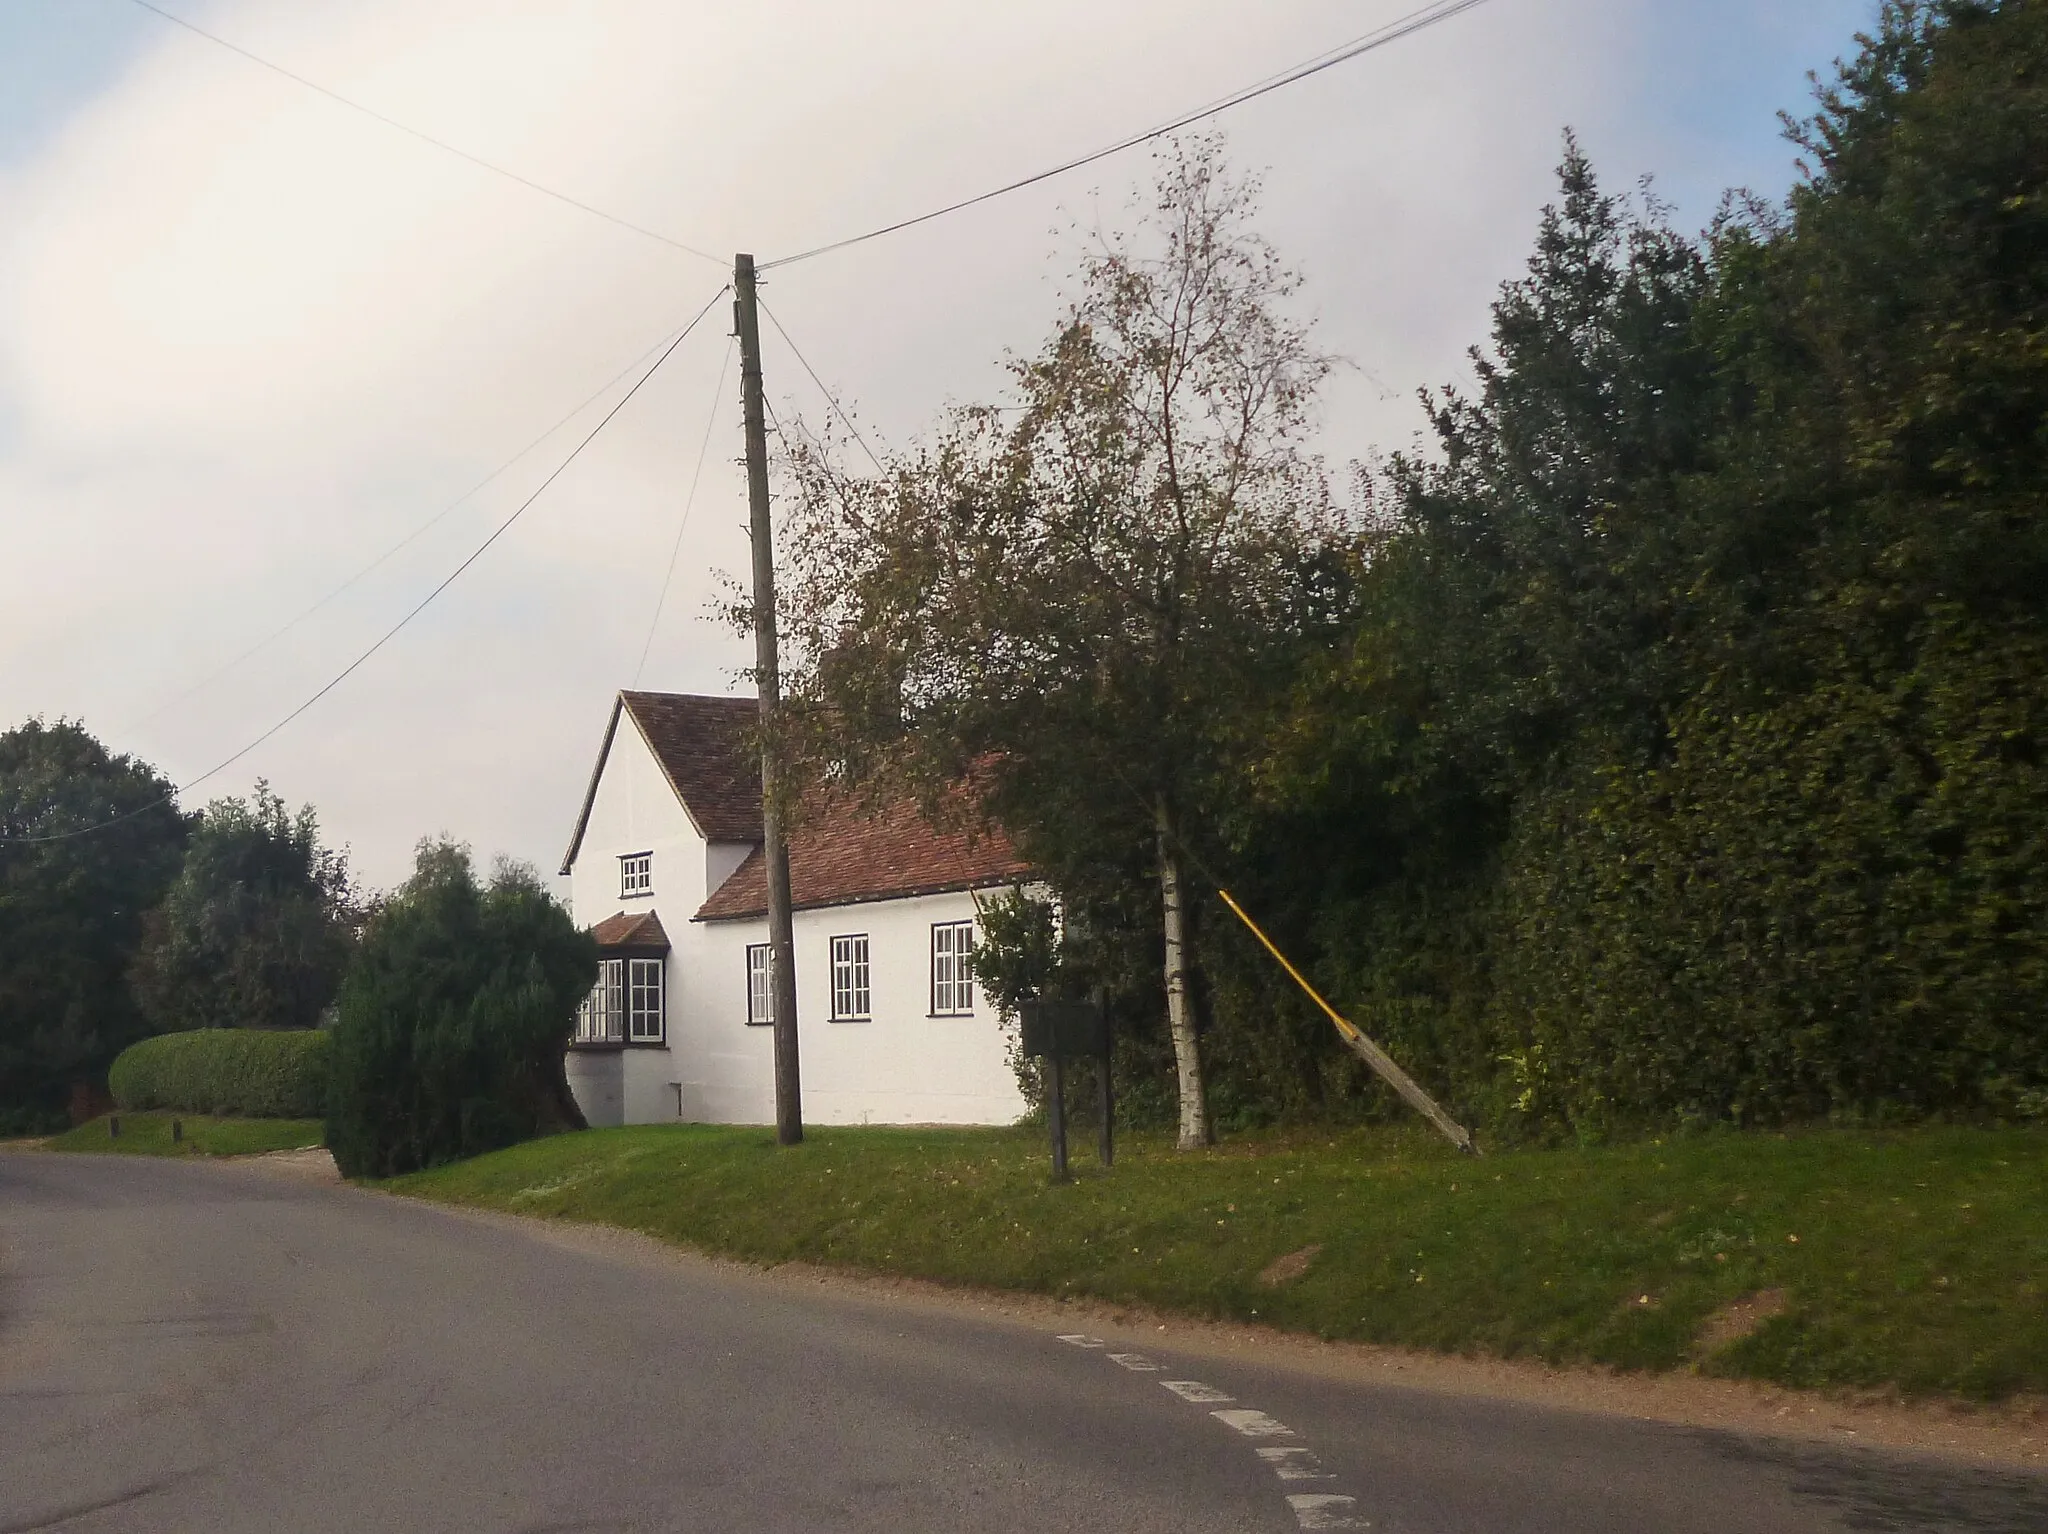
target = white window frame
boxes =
[619,851,653,898]
[575,957,627,1044]
[745,943,774,1027]
[829,934,871,1022]
[627,957,665,1043]
[930,920,975,1016]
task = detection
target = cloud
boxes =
[0,0,1824,888]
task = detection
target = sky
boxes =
[0,0,1877,892]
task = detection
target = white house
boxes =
[557,690,1033,1128]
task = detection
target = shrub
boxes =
[108,1028,331,1118]
[325,841,594,1178]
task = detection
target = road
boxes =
[2,1154,2043,1533]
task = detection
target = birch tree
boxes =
[776,139,1340,1148]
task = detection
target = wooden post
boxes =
[1047,1049,1069,1183]
[735,253,802,1147]
[1096,990,1114,1169]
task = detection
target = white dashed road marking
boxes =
[1160,1379,1236,1404]
[1286,1492,1368,1529]
[1257,1446,1336,1481]
[1058,1333,1371,1529]
[1211,1407,1297,1438]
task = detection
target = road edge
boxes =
[372,1183,2046,1471]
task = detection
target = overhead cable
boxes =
[759,0,1494,271]
[1,286,730,846]
[758,299,887,473]
[633,336,735,687]
[122,0,723,266]
[122,319,703,737]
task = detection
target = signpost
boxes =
[1018,997,1112,1182]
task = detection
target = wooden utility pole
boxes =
[734,252,802,1146]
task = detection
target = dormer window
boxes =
[619,852,653,898]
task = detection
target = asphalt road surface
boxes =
[4,1154,2045,1533]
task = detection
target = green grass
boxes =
[390,1121,2048,1400]
[48,1111,324,1158]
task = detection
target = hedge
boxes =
[108,1028,331,1119]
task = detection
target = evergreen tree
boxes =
[326,841,593,1177]
[0,720,187,1123]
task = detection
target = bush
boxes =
[108,1028,331,1118]
[325,841,594,1178]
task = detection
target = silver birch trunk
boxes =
[1157,797,1211,1149]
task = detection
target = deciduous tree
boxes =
[776,139,1346,1147]
[133,783,358,1035]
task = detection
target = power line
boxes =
[120,319,701,738]
[760,0,1494,271]
[2,286,730,846]
[758,299,886,473]
[634,336,734,687]
[121,0,723,267]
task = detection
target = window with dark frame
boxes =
[627,957,665,1043]
[745,943,774,1026]
[619,851,653,898]
[575,958,627,1044]
[930,920,975,1016]
[575,955,664,1045]
[829,934,871,1021]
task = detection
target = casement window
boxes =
[627,957,665,1043]
[829,934,871,1022]
[930,920,976,1016]
[575,958,626,1044]
[574,956,663,1045]
[745,943,774,1026]
[619,851,653,898]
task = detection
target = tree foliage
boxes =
[132,783,358,1035]
[1254,0,2048,1137]
[778,139,1347,1146]
[0,721,187,1120]
[779,4,2044,1142]
[326,841,594,1177]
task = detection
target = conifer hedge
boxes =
[108,1028,331,1119]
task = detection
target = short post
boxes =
[1095,988,1114,1169]
[1021,997,1105,1183]
[108,1115,119,1139]
[1046,1048,1069,1183]
[171,1118,182,1144]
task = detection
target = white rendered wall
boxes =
[685,889,1028,1127]
[563,709,700,1128]
[564,704,1029,1128]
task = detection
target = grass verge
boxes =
[389,1121,2048,1400]
[49,1111,323,1158]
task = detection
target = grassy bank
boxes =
[49,1111,323,1158]
[390,1122,2048,1400]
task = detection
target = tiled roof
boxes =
[560,691,761,874]
[696,789,1032,921]
[620,691,763,842]
[589,910,670,951]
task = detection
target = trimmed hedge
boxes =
[108,1028,331,1119]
